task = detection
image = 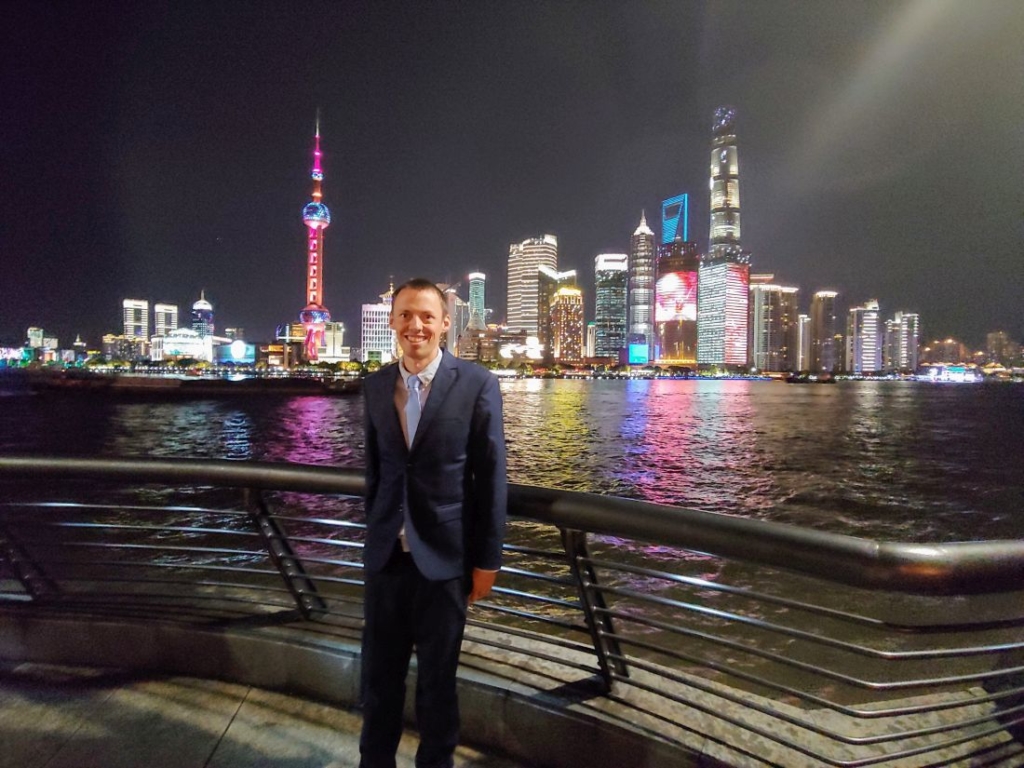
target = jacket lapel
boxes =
[376,363,408,454]
[411,351,457,453]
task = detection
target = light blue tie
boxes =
[405,375,422,447]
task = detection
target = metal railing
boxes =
[1,455,1023,767]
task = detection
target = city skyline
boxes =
[3,2,1022,349]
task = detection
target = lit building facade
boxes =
[442,284,471,352]
[550,286,584,363]
[191,291,214,338]
[986,331,1020,364]
[749,282,800,372]
[796,314,812,372]
[593,253,628,359]
[846,300,882,374]
[153,328,213,363]
[655,239,700,365]
[810,290,838,373]
[698,107,750,368]
[883,311,920,373]
[123,299,149,340]
[537,266,576,363]
[360,284,395,364]
[153,303,179,336]
[468,272,487,331]
[661,193,689,244]
[628,212,656,363]
[506,234,558,335]
[298,117,332,361]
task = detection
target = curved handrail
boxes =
[2,454,1022,595]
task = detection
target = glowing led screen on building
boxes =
[654,271,697,323]
[628,343,650,365]
[216,341,256,364]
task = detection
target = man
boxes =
[360,277,507,768]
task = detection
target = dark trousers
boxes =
[359,546,468,768]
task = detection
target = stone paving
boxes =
[0,662,524,768]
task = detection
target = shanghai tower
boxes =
[697,107,750,369]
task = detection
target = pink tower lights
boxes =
[299,115,332,360]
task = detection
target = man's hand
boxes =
[468,568,498,605]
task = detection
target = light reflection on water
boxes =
[2,379,1023,541]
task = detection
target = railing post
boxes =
[0,524,60,601]
[561,528,629,691]
[245,488,327,619]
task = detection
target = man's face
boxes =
[390,287,450,365]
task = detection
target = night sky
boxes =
[3,0,1022,350]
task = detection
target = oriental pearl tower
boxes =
[299,115,331,360]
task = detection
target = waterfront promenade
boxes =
[3,456,1024,767]
[0,661,521,768]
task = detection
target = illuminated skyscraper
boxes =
[441,284,471,351]
[810,290,838,373]
[594,253,628,359]
[884,311,920,373]
[191,291,214,338]
[749,281,800,372]
[468,272,487,330]
[154,303,178,336]
[537,266,576,363]
[360,283,395,364]
[506,234,557,335]
[846,300,882,374]
[550,286,584,363]
[698,107,750,368]
[797,314,812,372]
[628,212,656,363]
[298,116,332,361]
[661,194,689,245]
[123,299,149,340]
[655,238,699,365]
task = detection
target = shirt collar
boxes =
[399,349,443,388]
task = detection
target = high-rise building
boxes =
[191,291,214,338]
[537,266,576,362]
[360,283,395,364]
[468,272,487,331]
[298,116,332,361]
[810,290,838,373]
[550,286,584,363]
[593,253,628,359]
[661,193,689,245]
[442,284,471,352]
[985,331,1019,364]
[506,234,558,335]
[698,107,750,368]
[26,327,57,350]
[884,312,920,373]
[153,303,179,336]
[749,281,800,372]
[123,299,149,340]
[797,314,812,372]
[628,212,656,363]
[655,238,700,365]
[846,300,882,374]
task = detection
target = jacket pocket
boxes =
[435,502,462,524]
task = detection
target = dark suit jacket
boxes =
[363,350,507,581]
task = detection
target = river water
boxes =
[2,378,1022,542]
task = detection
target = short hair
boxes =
[392,278,448,317]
